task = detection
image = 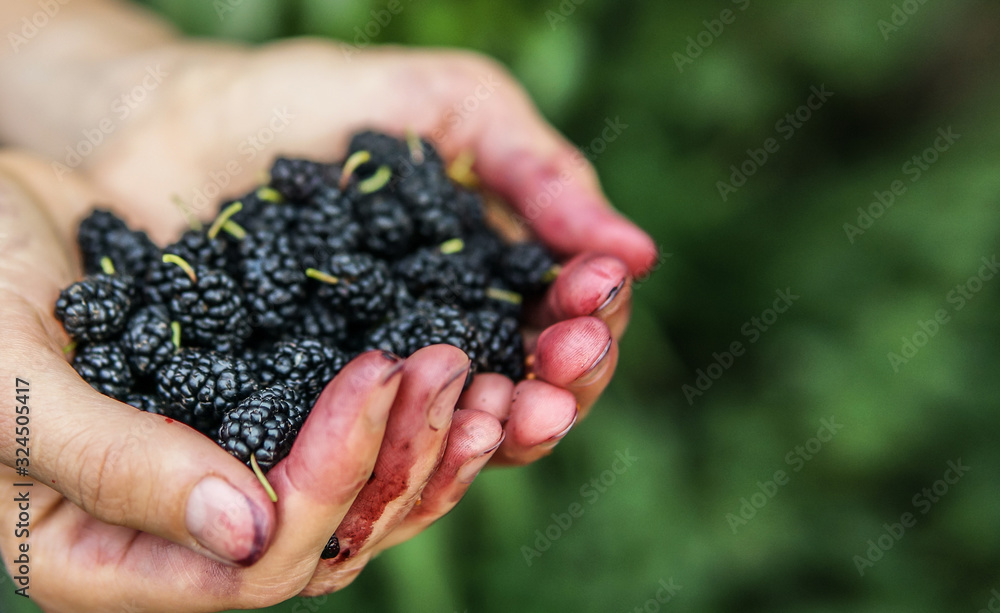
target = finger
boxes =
[420,55,659,277]
[458,373,514,422]
[491,380,578,466]
[374,409,504,551]
[252,351,404,573]
[532,317,619,417]
[527,253,633,339]
[305,345,470,595]
[0,489,285,612]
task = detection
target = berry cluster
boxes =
[54,130,558,478]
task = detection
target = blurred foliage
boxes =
[7,0,1000,611]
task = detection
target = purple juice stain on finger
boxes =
[327,438,416,558]
[121,535,243,599]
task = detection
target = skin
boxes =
[0,1,658,610]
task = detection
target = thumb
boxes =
[1,299,276,566]
[0,152,276,567]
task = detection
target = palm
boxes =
[82,43,498,239]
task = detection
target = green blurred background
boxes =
[7,0,1000,611]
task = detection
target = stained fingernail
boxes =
[593,277,627,314]
[381,360,406,385]
[573,338,613,387]
[537,408,578,450]
[429,360,471,430]
[186,477,269,567]
[458,432,506,483]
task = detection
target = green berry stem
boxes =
[357,165,392,194]
[208,201,243,240]
[305,268,340,285]
[439,238,465,255]
[62,341,77,354]
[170,321,182,350]
[162,253,197,283]
[446,150,478,188]
[339,150,372,189]
[486,287,523,305]
[221,220,246,240]
[256,186,283,203]
[251,454,278,502]
[542,264,563,284]
[405,129,425,164]
[99,256,116,275]
[171,194,203,231]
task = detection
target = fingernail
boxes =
[593,277,627,315]
[458,432,506,483]
[574,338,613,387]
[429,361,471,430]
[381,360,406,385]
[537,409,578,450]
[381,350,403,363]
[186,477,269,566]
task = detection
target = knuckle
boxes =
[238,561,316,608]
[65,432,142,525]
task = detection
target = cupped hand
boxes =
[23,22,658,464]
[0,154,504,611]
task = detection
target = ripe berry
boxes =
[470,310,525,380]
[125,393,165,414]
[257,338,347,406]
[309,254,398,327]
[498,242,558,296]
[355,191,414,258]
[366,302,481,370]
[73,343,134,400]
[269,157,338,202]
[217,385,306,470]
[288,297,351,348]
[392,242,488,309]
[121,305,176,377]
[239,230,306,332]
[295,186,362,268]
[77,209,159,280]
[55,273,135,343]
[165,258,252,353]
[156,349,258,433]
